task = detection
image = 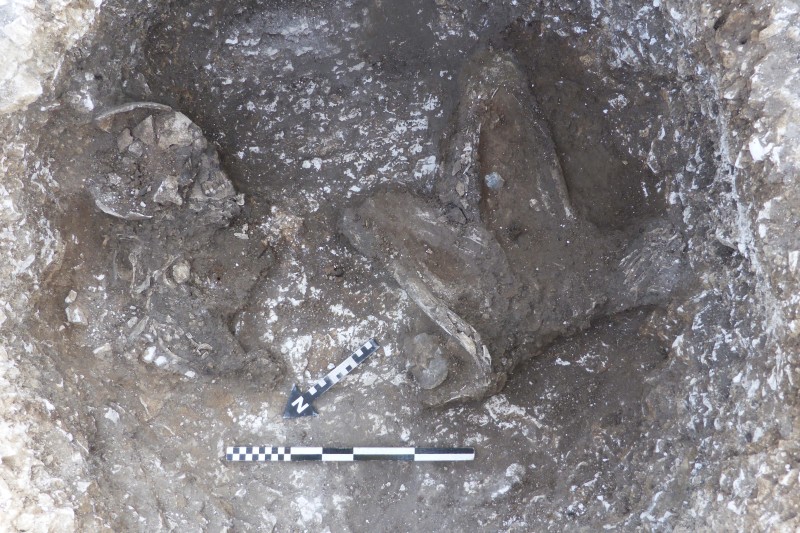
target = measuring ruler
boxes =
[226,446,475,462]
[284,338,380,418]
[228,338,477,465]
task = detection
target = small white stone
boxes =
[65,305,87,325]
[143,346,157,362]
[92,343,112,356]
[748,136,773,162]
[104,407,120,423]
[128,139,145,157]
[65,290,77,304]
[172,261,191,284]
[788,251,799,274]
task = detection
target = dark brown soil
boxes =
[26,0,711,529]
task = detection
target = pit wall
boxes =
[1,1,105,529]
[526,0,799,528]
[620,0,800,528]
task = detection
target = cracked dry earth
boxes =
[2,0,800,531]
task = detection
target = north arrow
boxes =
[283,338,380,418]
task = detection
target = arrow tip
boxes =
[283,384,318,418]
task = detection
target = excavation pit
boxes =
[2,0,798,531]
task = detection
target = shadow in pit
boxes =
[504,308,673,502]
[505,22,669,231]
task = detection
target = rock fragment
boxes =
[484,171,504,190]
[153,175,182,206]
[66,305,88,325]
[172,261,191,284]
[130,139,146,157]
[155,111,198,148]
[117,128,133,152]
[407,333,449,390]
[132,115,155,145]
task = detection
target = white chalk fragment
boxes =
[104,408,120,423]
[413,156,437,179]
[788,251,799,274]
[748,136,774,162]
[143,346,157,363]
[65,305,88,326]
[172,261,191,284]
[93,344,112,357]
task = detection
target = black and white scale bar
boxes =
[284,338,381,418]
[225,446,475,462]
